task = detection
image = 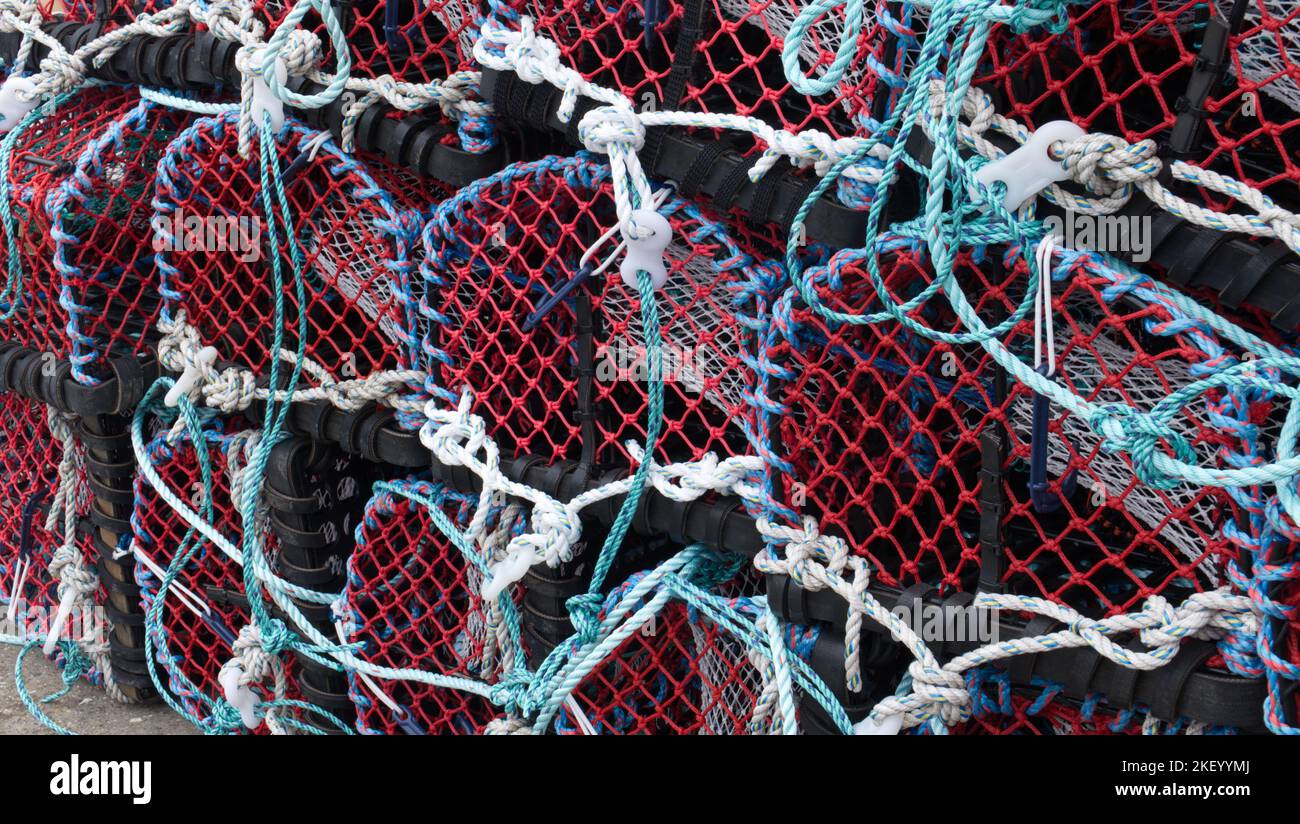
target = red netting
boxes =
[774,246,1244,617]
[556,597,769,734]
[342,0,482,83]
[49,101,194,383]
[131,427,294,729]
[980,0,1300,212]
[34,0,173,24]
[154,115,425,384]
[343,483,502,735]
[422,154,758,470]
[1,85,141,356]
[496,0,886,140]
[0,393,90,622]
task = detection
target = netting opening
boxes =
[344,482,505,734]
[2,86,142,356]
[131,426,293,731]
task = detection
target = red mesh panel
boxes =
[498,0,885,140]
[131,427,292,730]
[35,0,173,24]
[344,483,501,734]
[0,394,88,620]
[776,246,1242,616]
[980,0,1300,211]
[1,85,141,357]
[423,155,757,469]
[154,115,424,385]
[557,598,768,734]
[343,0,482,82]
[49,101,194,383]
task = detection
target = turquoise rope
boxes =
[0,90,76,320]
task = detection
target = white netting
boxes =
[1233,0,1300,114]
[1007,305,1224,584]
[1118,1,1300,113]
[688,616,768,734]
[305,199,408,348]
[599,239,749,419]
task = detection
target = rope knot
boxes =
[1088,404,1195,490]
[564,591,604,642]
[577,105,645,156]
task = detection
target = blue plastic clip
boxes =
[1028,363,1077,513]
[522,265,594,333]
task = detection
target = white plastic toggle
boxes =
[0,75,38,134]
[5,556,28,623]
[481,546,537,604]
[853,713,903,735]
[250,57,289,133]
[974,120,1085,212]
[218,664,263,729]
[41,587,79,656]
[165,346,219,407]
[619,209,672,291]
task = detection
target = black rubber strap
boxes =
[676,138,733,198]
[1219,241,1292,310]
[712,153,760,213]
[640,0,711,173]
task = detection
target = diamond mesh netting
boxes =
[492,0,885,140]
[46,99,194,384]
[153,112,426,392]
[342,480,509,734]
[770,243,1248,615]
[979,0,1300,212]
[1,85,142,357]
[0,394,91,626]
[421,153,764,469]
[3,0,1300,737]
[131,424,301,731]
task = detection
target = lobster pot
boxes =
[342,481,506,735]
[46,100,194,385]
[421,153,761,470]
[494,0,887,141]
[130,425,298,732]
[0,393,94,635]
[775,245,1248,617]
[979,0,1300,213]
[0,85,142,356]
[153,112,426,395]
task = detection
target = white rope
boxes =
[156,313,426,415]
[749,515,1259,732]
[419,392,766,600]
[473,15,890,199]
[930,80,1300,255]
[44,407,134,704]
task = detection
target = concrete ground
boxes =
[0,645,196,735]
